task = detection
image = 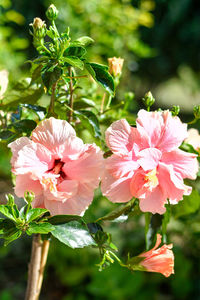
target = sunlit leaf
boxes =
[85,62,115,95]
[51,220,96,248]
[26,208,49,223]
[26,222,55,235]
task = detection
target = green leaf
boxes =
[42,66,62,92]
[21,104,46,120]
[64,46,86,58]
[96,198,136,222]
[26,222,55,235]
[173,189,200,218]
[0,130,16,140]
[0,219,15,235]
[2,86,44,111]
[62,56,84,70]
[26,208,49,223]
[75,36,94,46]
[73,98,96,110]
[31,64,43,83]
[85,62,115,95]
[0,205,16,221]
[8,119,37,134]
[75,110,101,139]
[51,220,96,248]
[4,229,22,246]
[48,215,81,225]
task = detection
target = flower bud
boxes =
[171,105,180,116]
[127,234,174,277]
[31,18,46,39]
[193,105,200,119]
[46,4,59,21]
[108,57,124,77]
[24,191,35,204]
[142,91,155,109]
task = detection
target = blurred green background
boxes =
[0,0,200,299]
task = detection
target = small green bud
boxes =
[193,105,200,119]
[171,105,180,116]
[30,18,46,39]
[124,92,135,102]
[6,194,15,206]
[24,191,35,204]
[142,91,155,110]
[46,4,59,21]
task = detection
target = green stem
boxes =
[188,118,197,125]
[105,94,113,110]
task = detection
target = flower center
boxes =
[48,159,66,178]
[144,169,158,190]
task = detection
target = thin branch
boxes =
[36,240,50,300]
[68,67,74,123]
[25,234,43,300]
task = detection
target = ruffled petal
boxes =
[44,182,94,215]
[101,170,132,203]
[41,176,78,202]
[105,153,139,179]
[8,137,32,165]
[157,111,188,152]
[105,119,135,155]
[161,149,199,180]
[158,162,192,204]
[139,186,167,214]
[63,144,103,185]
[138,148,162,171]
[62,136,85,161]
[11,142,53,176]
[136,110,163,148]
[31,117,76,157]
[15,174,43,197]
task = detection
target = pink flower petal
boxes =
[15,174,43,197]
[136,110,163,148]
[161,149,198,180]
[158,162,192,204]
[31,117,76,157]
[157,111,188,151]
[62,136,85,161]
[105,119,135,155]
[139,186,167,214]
[8,137,32,165]
[105,153,139,179]
[11,142,53,176]
[40,175,78,202]
[44,182,94,215]
[101,170,132,203]
[63,144,103,184]
[138,148,162,171]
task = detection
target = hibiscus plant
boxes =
[0,4,200,300]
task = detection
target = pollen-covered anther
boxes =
[144,169,158,190]
[41,177,57,193]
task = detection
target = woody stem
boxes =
[25,235,50,300]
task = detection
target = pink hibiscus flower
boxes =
[138,234,174,277]
[9,117,103,216]
[101,109,199,214]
